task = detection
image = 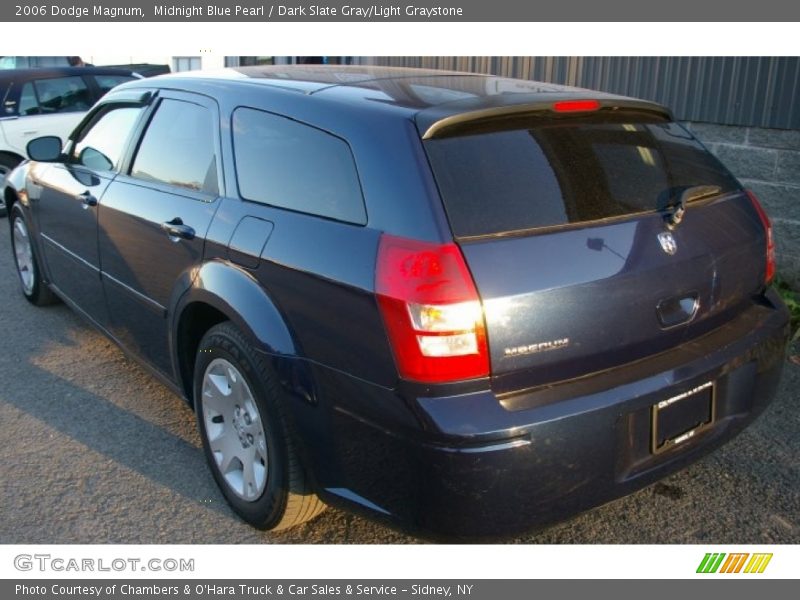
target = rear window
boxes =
[424,121,740,238]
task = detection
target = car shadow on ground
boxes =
[0,343,234,520]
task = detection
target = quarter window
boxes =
[232,107,366,224]
[131,99,219,195]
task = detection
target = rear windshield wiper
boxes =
[664,185,722,229]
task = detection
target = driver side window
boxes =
[72,106,143,172]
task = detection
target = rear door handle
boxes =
[77,191,97,208]
[161,217,195,241]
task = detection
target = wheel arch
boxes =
[1,154,29,215]
[172,260,300,408]
[3,184,18,215]
[0,150,25,168]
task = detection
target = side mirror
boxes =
[26,136,63,162]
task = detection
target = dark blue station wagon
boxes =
[4,66,790,538]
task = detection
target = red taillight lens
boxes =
[552,99,601,113]
[746,189,776,284]
[375,234,489,383]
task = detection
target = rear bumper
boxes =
[300,290,790,539]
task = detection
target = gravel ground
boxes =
[0,222,797,544]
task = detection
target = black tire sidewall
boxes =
[194,324,290,529]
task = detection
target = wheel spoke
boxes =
[242,452,258,499]
[254,431,268,463]
[203,372,230,415]
[212,430,241,475]
[229,367,248,406]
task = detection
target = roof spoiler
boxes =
[420,98,672,140]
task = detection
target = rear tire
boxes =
[194,321,325,531]
[10,204,57,306]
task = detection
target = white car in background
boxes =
[0,66,140,216]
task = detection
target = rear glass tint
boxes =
[424,121,740,238]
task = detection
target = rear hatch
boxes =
[422,103,770,394]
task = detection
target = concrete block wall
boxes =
[685,122,800,288]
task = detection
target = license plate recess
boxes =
[651,381,715,454]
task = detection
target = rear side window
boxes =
[18,82,39,115]
[425,121,740,238]
[33,76,92,113]
[131,98,219,195]
[12,77,92,116]
[232,107,367,225]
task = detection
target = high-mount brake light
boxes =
[552,99,601,113]
[375,235,489,383]
[553,100,600,113]
[746,190,776,284]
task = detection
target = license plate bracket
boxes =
[651,381,715,454]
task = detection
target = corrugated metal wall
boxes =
[352,57,800,130]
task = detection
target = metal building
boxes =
[350,57,800,130]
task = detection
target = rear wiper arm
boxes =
[664,185,721,229]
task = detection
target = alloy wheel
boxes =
[13,216,35,295]
[201,358,268,501]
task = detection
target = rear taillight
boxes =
[375,234,489,383]
[746,189,776,284]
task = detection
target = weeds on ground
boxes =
[774,276,800,339]
[774,276,800,364]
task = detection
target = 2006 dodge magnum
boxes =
[4,66,790,538]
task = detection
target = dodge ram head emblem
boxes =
[658,231,678,255]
